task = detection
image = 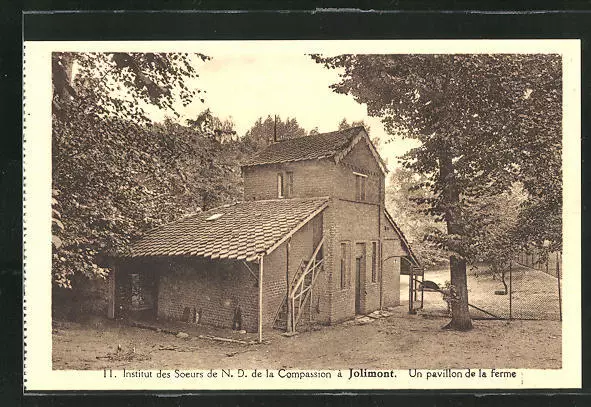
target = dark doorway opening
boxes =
[115,270,157,320]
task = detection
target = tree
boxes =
[313,54,562,330]
[463,184,527,293]
[52,52,209,123]
[51,52,246,288]
[386,167,447,266]
[244,115,307,149]
[186,108,237,143]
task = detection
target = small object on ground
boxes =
[226,348,257,357]
[379,310,393,317]
[238,330,247,334]
[368,311,382,319]
[176,332,189,339]
[282,331,299,337]
[356,316,373,324]
[158,345,178,351]
[494,290,508,295]
[385,306,398,311]
[198,334,250,344]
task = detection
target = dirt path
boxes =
[53,306,561,371]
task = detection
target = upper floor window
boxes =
[277,173,284,198]
[278,171,294,198]
[354,172,367,201]
[286,172,293,197]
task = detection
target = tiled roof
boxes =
[126,197,329,262]
[242,126,365,167]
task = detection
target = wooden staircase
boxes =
[273,237,324,332]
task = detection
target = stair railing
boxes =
[288,237,324,331]
[271,258,306,329]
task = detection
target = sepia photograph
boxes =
[23,39,581,390]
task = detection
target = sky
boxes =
[165,53,420,172]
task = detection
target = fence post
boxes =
[408,271,413,314]
[546,257,549,275]
[557,252,562,322]
[509,261,513,320]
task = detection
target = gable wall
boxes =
[333,139,384,205]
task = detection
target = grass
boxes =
[401,264,562,320]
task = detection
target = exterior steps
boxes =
[272,238,324,332]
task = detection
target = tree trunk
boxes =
[439,146,473,331]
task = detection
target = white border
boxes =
[23,39,581,391]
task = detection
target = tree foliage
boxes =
[244,115,307,149]
[186,108,238,143]
[386,167,447,266]
[313,53,562,330]
[51,52,247,288]
[53,52,209,123]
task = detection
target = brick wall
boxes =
[314,203,335,325]
[262,212,325,329]
[381,211,406,307]
[243,160,335,201]
[335,139,384,205]
[381,244,401,307]
[260,246,286,328]
[156,258,260,332]
[329,199,381,322]
[340,137,382,174]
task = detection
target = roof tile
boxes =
[242,127,364,167]
[124,197,329,261]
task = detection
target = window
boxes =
[340,242,351,289]
[277,173,284,198]
[278,172,293,198]
[286,172,294,197]
[354,172,367,201]
[371,241,378,283]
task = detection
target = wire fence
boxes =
[408,250,562,321]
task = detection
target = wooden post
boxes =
[258,254,264,343]
[557,252,562,322]
[546,257,549,275]
[379,241,383,310]
[107,266,116,319]
[420,272,425,309]
[509,261,512,320]
[286,241,291,333]
[408,266,415,314]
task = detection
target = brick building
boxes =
[109,126,419,339]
